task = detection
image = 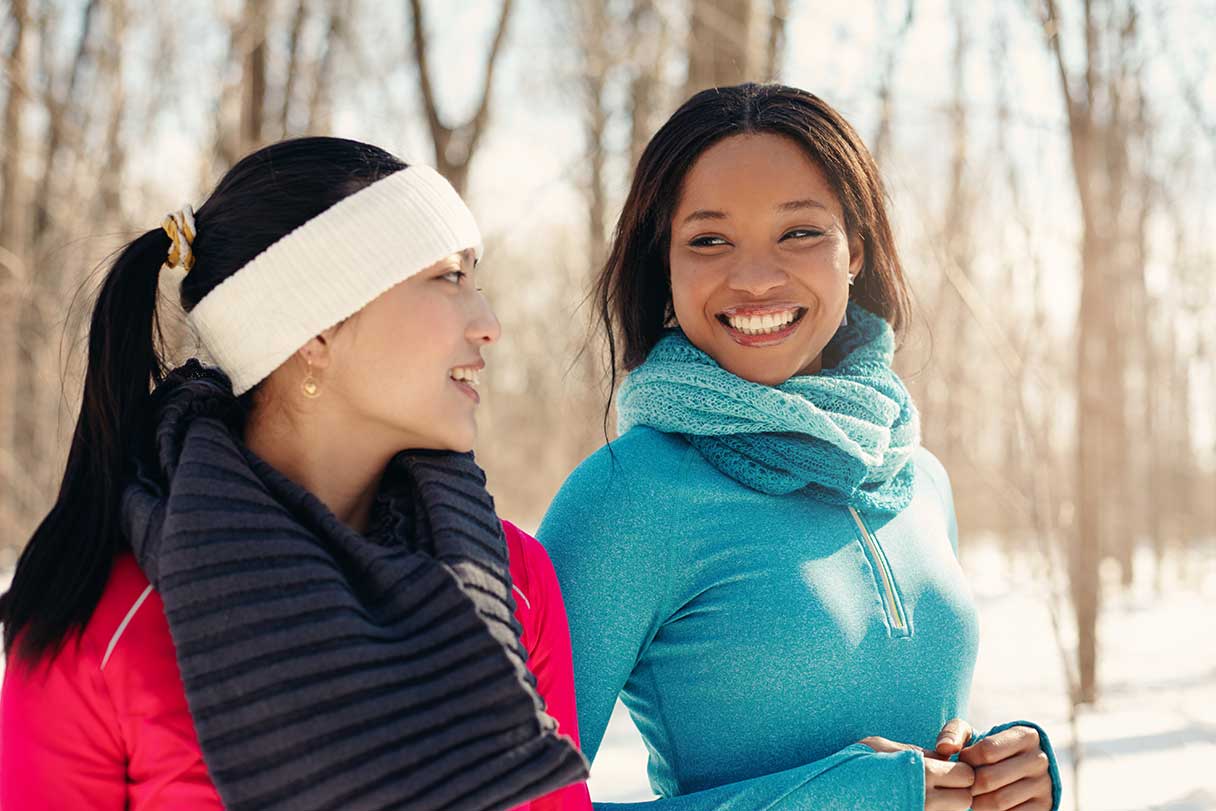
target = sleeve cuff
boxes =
[840,743,925,811]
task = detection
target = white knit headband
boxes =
[184,165,483,395]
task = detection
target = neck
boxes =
[244,406,391,535]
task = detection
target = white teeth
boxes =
[725,309,799,335]
[451,367,481,386]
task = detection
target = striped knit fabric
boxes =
[121,361,588,811]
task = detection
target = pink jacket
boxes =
[1,520,591,810]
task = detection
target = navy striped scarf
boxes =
[121,361,588,811]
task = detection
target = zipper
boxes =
[848,506,910,636]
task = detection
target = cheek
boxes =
[793,242,850,296]
[668,259,713,322]
[823,235,854,275]
[343,298,455,394]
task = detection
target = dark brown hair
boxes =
[594,82,911,388]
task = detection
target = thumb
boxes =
[935,718,974,756]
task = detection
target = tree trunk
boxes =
[869,0,915,169]
[33,0,98,245]
[0,0,31,528]
[923,1,970,468]
[764,0,789,80]
[240,0,269,153]
[281,0,311,137]
[406,0,514,196]
[685,0,756,95]
[1073,226,1104,705]
[1,0,30,254]
[627,0,666,172]
[1036,0,1150,705]
[98,0,129,215]
[585,78,609,276]
[308,0,349,134]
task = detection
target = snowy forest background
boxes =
[1,0,1214,809]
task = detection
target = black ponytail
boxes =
[1,228,170,662]
[1,136,408,665]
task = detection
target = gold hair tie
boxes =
[162,204,197,272]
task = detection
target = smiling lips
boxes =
[450,364,483,403]
[717,305,807,345]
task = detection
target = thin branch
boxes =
[1039,0,1078,130]
[405,0,514,190]
[406,0,449,157]
[463,0,514,158]
[281,0,311,136]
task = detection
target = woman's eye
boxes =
[689,235,729,248]
[782,228,825,241]
[441,270,466,284]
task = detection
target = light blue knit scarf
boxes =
[617,302,921,513]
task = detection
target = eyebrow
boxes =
[681,209,728,225]
[776,199,829,213]
[681,199,829,225]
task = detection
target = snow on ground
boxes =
[2,541,1212,810]
[588,541,1216,810]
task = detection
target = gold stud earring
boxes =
[302,357,321,399]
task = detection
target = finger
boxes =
[960,725,1041,767]
[1006,799,1053,811]
[972,774,1053,811]
[935,717,975,756]
[859,736,900,754]
[972,750,1051,795]
[925,787,974,811]
[859,736,925,755]
[926,757,975,789]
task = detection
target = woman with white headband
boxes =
[0,137,591,810]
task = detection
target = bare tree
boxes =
[1,0,31,541]
[921,0,972,467]
[764,0,789,81]
[306,0,351,134]
[577,0,612,277]
[685,0,757,95]
[1,0,30,254]
[96,0,128,213]
[32,0,98,243]
[406,0,514,195]
[1035,0,1151,703]
[239,0,269,153]
[280,0,311,138]
[627,0,669,171]
[869,0,915,168]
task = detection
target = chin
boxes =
[393,427,476,455]
[723,363,796,387]
[448,424,478,454]
[710,345,805,387]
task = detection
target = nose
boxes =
[468,292,501,346]
[727,258,787,298]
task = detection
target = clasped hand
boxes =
[860,718,1052,811]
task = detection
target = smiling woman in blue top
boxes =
[537,83,1061,811]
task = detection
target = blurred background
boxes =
[1,0,1213,808]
